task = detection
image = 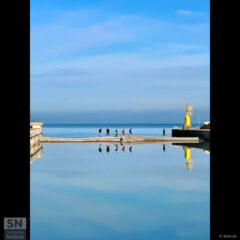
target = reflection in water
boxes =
[106,145,110,153]
[172,142,210,152]
[95,142,210,171]
[30,143,43,164]
[173,142,210,171]
[31,143,210,240]
[97,144,135,153]
[162,144,166,152]
[30,142,209,173]
[98,144,102,153]
[129,145,133,153]
[184,147,193,171]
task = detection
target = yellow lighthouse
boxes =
[184,104,193,130]
[184,147,193,170]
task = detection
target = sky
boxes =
[30,0,210,123]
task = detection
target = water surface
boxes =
[31,141,209,240]
[42,123,199,138]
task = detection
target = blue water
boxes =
[42,123,199,138]
[31,124,209,240]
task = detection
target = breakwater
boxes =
[172,128,210,141]
[41,135,199,144]
[30,123,43,162]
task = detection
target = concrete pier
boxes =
[172,128,210,141]
[30,122,43,162]
[41,135,199,144]
[30,128,42,146]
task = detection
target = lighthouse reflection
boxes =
[184,147,193,170]
[97,142,210,171]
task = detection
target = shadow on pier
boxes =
[172,141,210,152]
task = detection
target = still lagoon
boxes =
[31,125,209,240]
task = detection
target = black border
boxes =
[1,0,30,239]
[210,0,239,238]
[1,0,240,239]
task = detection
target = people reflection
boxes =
[106,145,110,153]
[115,144,119,152]
[122,145,125,152]
[129,145,133,153]
[184,147,193,170]
[162,144,166,152]
[98,144,102,153]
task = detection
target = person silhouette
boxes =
[115,144,119,152]
[115,128,118,137]
[122,129,125,136]
[98,128,102,137]
[163,128,166,136]
[98,144,102,153]
[129,128,132,136]
[106,128,110,136]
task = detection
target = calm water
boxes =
[31,125,209,240]
[42,123,199,138]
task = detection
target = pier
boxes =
[41,135,199,144]
[30,121,201,150]
[30,122,43,162]
[171,104,210,141]
[172,128,210,141]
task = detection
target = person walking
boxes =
[129,128,132,136]
[106,128,110,136]
[122,128,125,136]
[98,128,102,137]
[115,128,118,137]
[163,128,166,136]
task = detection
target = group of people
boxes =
[98,144,133,153]
[98,128,132,137]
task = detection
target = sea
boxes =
[41,123,200,138]
[31,123,209,240]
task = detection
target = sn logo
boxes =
[4,218,26,229]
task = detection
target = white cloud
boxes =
[177,10,196,15]
[31,14,158,59]
[32,52,209,74]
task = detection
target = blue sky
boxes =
[31,0,210,123]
